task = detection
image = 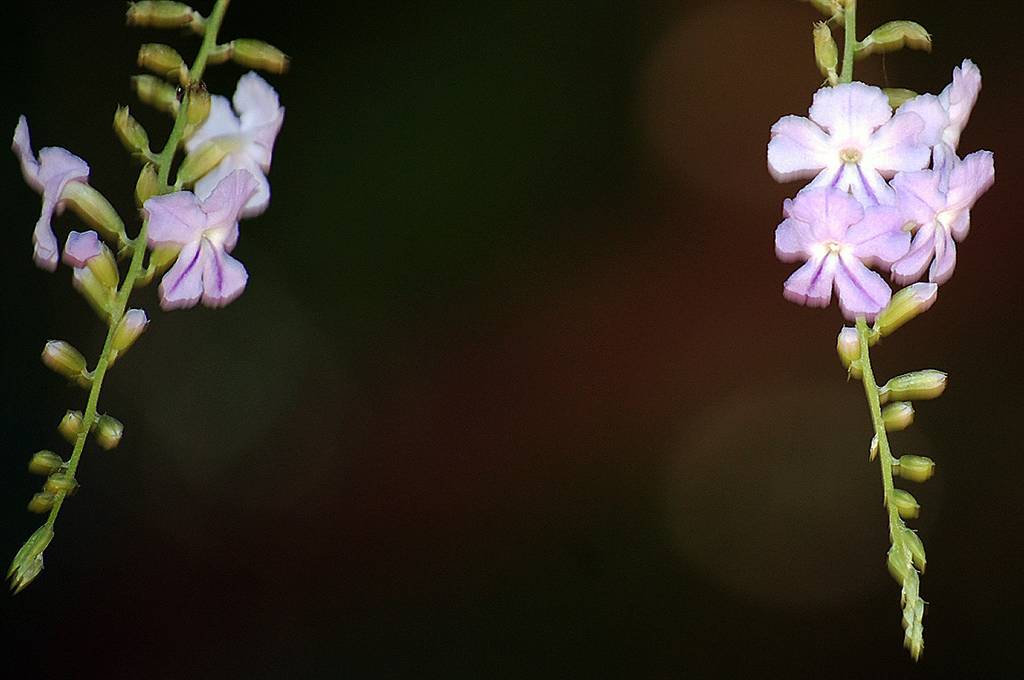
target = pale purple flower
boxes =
[898,59,982,172]
[62,230,103,268]
[890,151,994,285]
[185,72,284,217]
[776,187,911,320]
[11,116,90,271]
[143,169,259,310]
[767,82,930,206]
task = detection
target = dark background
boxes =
[1,1,1020,677]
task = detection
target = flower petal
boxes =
[767,115,832,183]
[185,96,241,152]
[158,240,205,310]
[847,205,910,267]
[233,72,282,132]
[892,169,944,224]
[201,168,259,231]
[836,252,892,321]
[193,155,270,218]
[946,150,994,217]
[201,240,248,307]
[897,93,947,147]
[783,253,838,309]
[808,82,893,140]
[940,59,981,149]
[929,225,957,284]
[891,222,936,285]
[32,194,61,271]
[775,216,813,262]
[862,111,929,175]
[787,187,864,242]
[12,116,42,191]
[63,230,102,268]
[145,190,207,247]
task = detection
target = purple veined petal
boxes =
[862,111,929,175]
[846,205,910,267]
[200,239,249,307]
[891,169,944,223]
[767,115,832,183]
[63,230,102,267]
[786,186,864,243]
[193,155,270,218]
[850,162,897,206]
[185,96,241,152]
[897,93,948,147]
[158,240,205,310]
[891,221,937,285]
[940,59,981,149]
[32,193,61,271]
[835,251,893,321]
[233,72,283,131]
[12,116,42,191]
[808,82,893,140]
[200,168,260,234]
[775,216,815,262]
[929,225,957,284]
[946,150,994,214]
[783,253,838,309]
[145,190,207,247]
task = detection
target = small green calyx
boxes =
[127,2,199,30]
[890,488,921,519]
[857,20,932,60]
[881,370,948,403]
[892,455,936,483]
[8,526,54,594]
[884,88,919,109]
[138,43,188,85]
[813,22,839,86]
[229,39,291,74]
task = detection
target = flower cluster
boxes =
[768,61,994,320]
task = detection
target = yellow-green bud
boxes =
[138,43,187,84]
[112,309,150,358]
[902,528,926,572]
[882,401,914,432]
[183,85,212,138]
[132,75,180,116]
[28,451,64,476]
[813,22,839,84]
[41,341,87,381]
[887,544,911,585]
[893,455,935,483]
[8,525,54,593]
[44,473,78,496]
[59,183,127,246]
[875,283,937,337]
[27,493,55,514]
[230,39,290,74]
[88,243,121,290]
[836,326,862,379]
[149,245,181,272]
[136,164,162,206]
[114,106,151,155]
[881,370,948,403]
[58,410,85,443]
[95,415,124,450]
[857,21,932,60]
[72,268,115,321]
[884,88,919,109]
[127,2,197,28]
[176,140,230,186]
[890,489,920,519]
[804,0,844,20]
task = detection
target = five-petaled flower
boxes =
[12,117,90,271]
[775,187,910,320]
[185,71,284,217]
[768,82,931,206]
[144,169,259,310]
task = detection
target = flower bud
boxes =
[857,20,932,59]
[890,489,920,519]
[27,493,55,514]
[72,268,115,320]
[881,370,948,402]
[113,106,151,156]
[887,544,911,585]
[149,245,181,271]
[95,415,124,450]
[58,410,85,443]
[58,182,127,245]
[136,164,162,206]
[882,401,914,432]
[132,75,180,116]
[183,85,212,139]
[875,283,937,337]
[138,43,187,83]
[28,451,64,476]
[836,326,862,378]
[230,39,290,74]
[804,0,844,20]
[176,140,230,186]
[41,341,87,381]
[813,22,838,83]
[893,455,935,483]
[884,88,919,109]
[8,525,54,593]
[902,527,926,572]
[112,309,150,357]
[44,473,78,496]
[126,1,197,28]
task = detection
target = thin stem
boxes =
[43,0,232,533]
[840,0,857,83]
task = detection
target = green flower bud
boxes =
[44,473,78,496]
[893,455,935,483]
[59,182,127,246]
[95,415,124,451]
[58,410,85,443]
[72,268,115,321]
[112,309,150,358]
[132,75,180,116]
[149,245,181,271]
[8,525,54,594]
[902,527,926,573]
[857,20,932,60]
[28,451,64,476]
[41,340,87,382]
[887,544,911,585]
[882,401,914,432]
[113,106,151,156]
[138,43,187,84]
[136,164,162,206]
[126,2,198,28]
[813,22,839,84]
[803,0,844,20]
[875,283,937,337]
[890,489,920,519]
[27,493,55,514]
[883,88,919,109]
[183,85,212,139]
[836,326,862,379]
[230,39,290,74]
[881,370,948,402]
[176,139,230,186]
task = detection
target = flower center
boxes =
[825,240,844,254]
[839,147,862,164]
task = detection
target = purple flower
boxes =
[11,116,91,271]
[62,230,103,268]
[767,82,930,206]
[890,151,994,285]
[776,187,910,321]
[184,72,284,217]
[898,59,982,173]
[143,170,259,310]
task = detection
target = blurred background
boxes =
[1,0,1021,677]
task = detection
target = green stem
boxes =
[840,0,857,83]
[43,0,232,533]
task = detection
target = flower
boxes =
[143,169,259,310]
[767,82,931,206]
[890,150,994,285]
[897,59,982,172]
[184,71,284,217]
[11,116,90,271]
[62,230,103,268]
[775,186,910,320]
